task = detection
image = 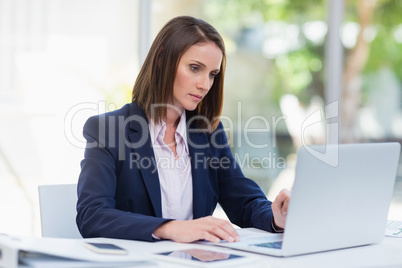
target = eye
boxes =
[209,72,219,79]
[190,65,199,72]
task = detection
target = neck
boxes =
[165,106,183,128]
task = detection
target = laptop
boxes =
[214,142,401,257]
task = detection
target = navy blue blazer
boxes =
[76,102,275,241]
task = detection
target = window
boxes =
[0,0,140,236]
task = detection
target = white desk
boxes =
[85,236,402,268]
[4,235,402,268]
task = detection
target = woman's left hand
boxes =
[272,189,291,229]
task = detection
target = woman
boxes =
[76,16,290,243]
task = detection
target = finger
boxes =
[272,193,285,212]
[216,220,240,242]
[207,223,236,243]
[217,219,240,242]
[200,224,234,243]
[272,192,286,212]
[278,189,290,206]
[204,217,239,242]
[281,195,290,216]
[280,190,291,216]
[276,189,287,202]
[201,231,221,243]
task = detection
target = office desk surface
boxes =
[84,236,402,268]
[7,235,402,268]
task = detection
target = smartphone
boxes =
[83,242,128,255]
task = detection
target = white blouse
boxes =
[148,112,193,221]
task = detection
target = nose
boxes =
[197,74,211,91]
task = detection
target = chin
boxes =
[185,106,198,111]
[183,102,199,112]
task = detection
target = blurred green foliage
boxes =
[204,0,402,106]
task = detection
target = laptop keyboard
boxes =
[250,241,283,249]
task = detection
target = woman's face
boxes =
[172,42,223,113]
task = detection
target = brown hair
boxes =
[132,16,226,131]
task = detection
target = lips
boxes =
[189,94,203,102]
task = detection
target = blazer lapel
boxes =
[125,104,213,219]
[127,104,162,217]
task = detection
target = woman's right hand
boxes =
[153,216,240,243]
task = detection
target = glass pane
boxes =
[343,0,402,220]
[152,0,328,194]
[151,0,402,221]
[0,0,140,236]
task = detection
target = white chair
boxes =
[38,184,82,239]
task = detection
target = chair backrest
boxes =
[38,184,82,239]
